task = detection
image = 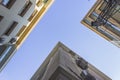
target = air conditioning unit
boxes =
[0,35,8,46]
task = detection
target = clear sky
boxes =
[1,0,120,80]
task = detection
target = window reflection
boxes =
[0,0,16,9]
[1,0,10,5]
[0,45,12,62]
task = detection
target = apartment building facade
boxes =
[0,0,54,71]
[81,0,120,47]
[31,42,111,80]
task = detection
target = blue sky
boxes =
[1,0,120,80]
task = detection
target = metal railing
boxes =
[91,0,120,27]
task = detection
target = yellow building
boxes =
[81,0,120,47]
[0,0,54,71]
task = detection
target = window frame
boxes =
[0,0,16,9]
[18,0,32,17]
[4,21,18,36]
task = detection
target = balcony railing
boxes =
[91,0,120,27]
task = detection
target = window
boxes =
[112,5,120,23]
[55,74,70,80]
[0,45,7,57]
[0,15,3,22]
[80,70,96,80]
[18,0,32,17]
[99,2,120,24]
[28,9,38,21]
[0,45,13,62]
[97,26,115,40]
[89,12,98,21]
[99,1,107,11]
[105,22,120,37]
[49,67,72,80]
[4,21,18,36]
[0,0,16,9]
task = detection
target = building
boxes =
[0,0,54,71]
[31,42,111,80]
[81,0,120,47]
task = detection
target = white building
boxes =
[0,0,54,71]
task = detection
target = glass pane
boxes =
[97,27,117,40]
[89,12,98,20]
[1,0,9,5]
[105,22,120,37]
[0,45,12,62]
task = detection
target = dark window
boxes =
[4,21,18,36]
[0,45,13,62]
[18,0,32,17]
[28,9,38,21]
[83,19,91,26]
[0,15,3,22]
[81,70,96,80]
[0,45,7,57]
[0,0,16,9]
[54,74,70,80]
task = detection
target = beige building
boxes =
[31,42,111,80]
[0,0,54,71]
[81,0,120,47]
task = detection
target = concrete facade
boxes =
[31,42,111,80]
[81,0,120,47]
[0,0,54,71]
